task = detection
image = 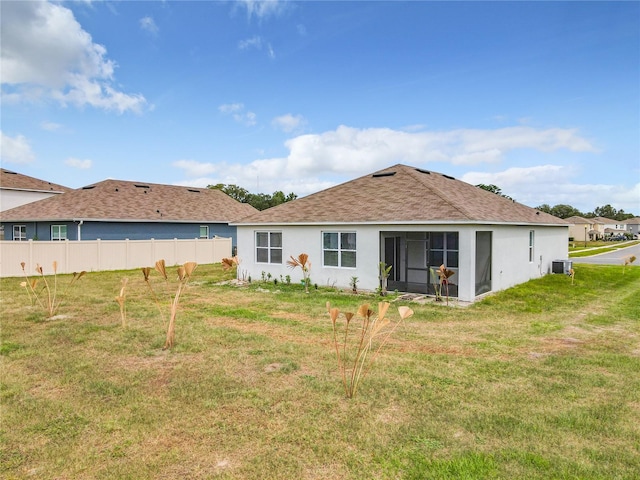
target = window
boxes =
[428,232,458,268]
[256,231,282,264]
[51,225,67,241]
[13,225,26,241]
[323,232,356,268]
[199,226,209,239]
[529,230,535,262]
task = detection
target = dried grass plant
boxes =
[141,259,198,349]
[115,278,128,327]
[326,301,414,398]
[287,253,312,293]
[623,255,636,274]
[436,264,456,305]
[19,261,85,318]
[222,255,247,281]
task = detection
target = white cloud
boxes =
[238,35,275,59]
[218,102,257,126]
[238,36,262,50]
[41,121,63,131]
[172,124,623,209]
[0,131,36,164]
[65,157,92,169]
[0,0,147,113]
[218,103,244,114]
[172,159,218,177]
[236,0,289,20]
[139,16,159,35]
[461,166,640,213]
[272,113,306,133]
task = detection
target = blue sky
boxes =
[1,0,639,214]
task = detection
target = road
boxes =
[571,243,640,266]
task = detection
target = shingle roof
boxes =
[565,215,601,224]
[0,169,71,193]
[0,179,258,223]
[236,164,568,226]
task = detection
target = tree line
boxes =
[208,184,297,211]
[476,184,636,220]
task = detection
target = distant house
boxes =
[592,216,627,238]
[234,164,570,303]
[565,215,602,242]
[0,179,257,245]
[0,168,71,212]
[624,217,640,237]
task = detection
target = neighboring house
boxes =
[0,169,72,212]
[593,217,625,238]
[234,164,570,303]
[593,216,626,237]
[0,169,72,240]
[625,217,640,237]
[0,179,257,246]
[565,215,602,242]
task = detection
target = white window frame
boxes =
[51,224,67,241]
[255,231,282,264]
[199,225,209,239]
[13,225,26,241]
[529,230,535,263]
[322,231,357,268]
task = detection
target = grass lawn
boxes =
[1,263,639,479]
[569,241,640,258]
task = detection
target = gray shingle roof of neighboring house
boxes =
[565,215,602,225]
[0,168,72,193]
[0,179,258,222]
[593,216,625,225]
[236,164,569,225]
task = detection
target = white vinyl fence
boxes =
[0,237,232,278]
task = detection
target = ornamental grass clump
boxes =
[287,253,312,293]
[141,259,197,349]
[436,264,456,305]
[222,255,247,281]
[19,261,85,318]
[115,278,128,327]
[326,301,414,398]
[623,255,636,274]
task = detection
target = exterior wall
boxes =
[0,190,61,212]
[487,225,569,295]
[0,221,238,245]
[237,225,384,291]
[568,222,593,242]
[0,237,232,278]
[237,223,570,302]
[627,221,640,235]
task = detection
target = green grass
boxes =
[1,263,639,479]
[569,240,639,257]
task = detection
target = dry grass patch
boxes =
[1,263,639,479]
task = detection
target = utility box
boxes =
[552,260,573,275]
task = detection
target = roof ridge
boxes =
[403,166,475,220]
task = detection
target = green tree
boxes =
[535,204,553,215]
[209,184,297,211]
[593,204,617,219]
[550,204,583,219]
[591,204,635,221]
[476,184,513,201]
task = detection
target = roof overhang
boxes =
[232,220,570,228]
[0,218,230,224]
